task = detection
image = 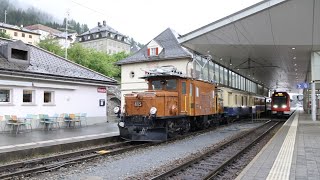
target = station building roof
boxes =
[0,38,117,86]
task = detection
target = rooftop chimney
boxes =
[98,22,101,27]
[103,20,106,26]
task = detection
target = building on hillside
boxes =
[116,28,193,106]
[0,38,118,128]
[25,24,76,48]
[77,20,130,54]
[24,24,62,40]
[53,32,77,48]
[0,23,40,45]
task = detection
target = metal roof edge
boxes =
[0,70,117,86]
[179,0,288,44]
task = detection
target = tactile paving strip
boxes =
[266,114,298,180]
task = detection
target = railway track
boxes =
[151,121,280,180]
[0,120,265,179]
[0,141,146,179]
[0,124,219,179]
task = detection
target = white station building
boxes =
[0,38,117,127]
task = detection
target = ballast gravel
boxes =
[29,121,264,180]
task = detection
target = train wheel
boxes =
[181,119,190,134]
[167,120,176,138]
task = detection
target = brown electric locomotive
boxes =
[116,67,224,141]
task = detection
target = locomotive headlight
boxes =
[113,106,120,114]
[150,107,157,115]
[273,105,278,108]
[282,105,287,108]
[118,122,124,127]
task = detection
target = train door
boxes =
[189,82,195,116]
[180,80,188,115]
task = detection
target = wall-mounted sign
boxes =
[296,82,309,89]
[99,99,105,106]
[97,87,107,93]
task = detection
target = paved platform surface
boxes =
[236,110,320,180]
[0,122,119,153]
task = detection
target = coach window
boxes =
[235,95,238,105]
[166,79,176,90]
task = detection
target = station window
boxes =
[0,89,11,103]
[44,91,54,104]
[129,71,135,78]
[23,90,35,103]
[22,33,25,37]
[14,32,18,36]
[29,35,32,38]
[150,47,158,56]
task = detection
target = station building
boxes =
[0,37,117,128]
[116,28,269,108]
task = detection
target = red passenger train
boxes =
[271,92,291,116]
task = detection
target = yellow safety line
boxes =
[266,113,298,180]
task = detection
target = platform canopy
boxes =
[179,0,320,93]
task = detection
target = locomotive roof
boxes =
[140,74,187,79]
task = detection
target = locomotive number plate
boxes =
[134,101,142,107]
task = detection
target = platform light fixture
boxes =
[220,58,223,61]
[293,57,296,59]
[294,64,297,66]
[292,47,295,50]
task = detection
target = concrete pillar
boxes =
[311,52,320,121]
[312,82,316,121]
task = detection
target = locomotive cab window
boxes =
[166,79,176,90]
[151,79,177,90]
[151,80,162,90]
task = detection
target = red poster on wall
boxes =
[97,87,107,93]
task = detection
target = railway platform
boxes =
[237,110,319,180]
[0,122,119,163]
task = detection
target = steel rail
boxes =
[151,120,278,180]
[204,121,279,179]
[0,141,144,179]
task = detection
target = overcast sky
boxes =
[21,0,262,44]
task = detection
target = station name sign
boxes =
[296,82,309,89]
